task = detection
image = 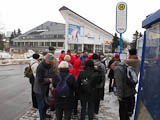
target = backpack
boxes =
[24,62,36,79]
[81,72,92,94]
[56,73,72,98]
[123,64,138,87]
[81,78,93,95]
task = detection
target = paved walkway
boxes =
[18,82,120,120]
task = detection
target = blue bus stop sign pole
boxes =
[116,2,127,54]
[120,33,123,54]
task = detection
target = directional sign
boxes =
[116,2,127,33]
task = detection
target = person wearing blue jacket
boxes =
[80,51,88,66]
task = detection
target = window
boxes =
[34,42,38,46]
[95,45,103,53]
[54,35,57,38]
[58,34,65,39]
[39,42,44,46]
[20,42,24,46]
[45,42,50,46]
[30,42,34,46]
[58,42,64,47]
[25,42,29,46]
[51,42,56,46]
[68,44,74,50]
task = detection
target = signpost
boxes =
[116,2,127,53]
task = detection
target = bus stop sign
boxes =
[116,2,127,33]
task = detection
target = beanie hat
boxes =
[64,55,71,62]
[32,54,40,59]
[92,53,98,60]
[114,54,120,61]
[49,46,56,51]
[58,61,69,69]
[45,53,54,63]
[85,59,94,68]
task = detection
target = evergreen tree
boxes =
[139,32,143,37]
[9,32,14,46]
[9,28,22,46]
[112,33,120,52]
[13,30,17,37]
[17,28,22,36]
[131,30,139,49]
[0,34,4,50]
[123,40,129,49]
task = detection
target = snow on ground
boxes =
[0,51,12,59]
[18,74,120,120]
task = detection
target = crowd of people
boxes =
[27,47,140,120]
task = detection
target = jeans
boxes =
[36,93,47,120]
[80,99,95,120]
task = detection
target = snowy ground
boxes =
[17,71,137,120]
[18,84,120,120]
[17,72,121,120]
[0,51,136,120]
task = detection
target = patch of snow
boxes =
[0,51,12,59]
[24,50,35,59]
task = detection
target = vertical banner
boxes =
[68,24,84,44]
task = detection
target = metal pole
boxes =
[120,33,123,53]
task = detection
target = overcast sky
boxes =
[0,0,159,41]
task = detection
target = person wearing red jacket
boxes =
[59,50,65,64]
[72,58,81,79]
[83,54,93,66]
[72,56,81,115]
[74,51,81,60]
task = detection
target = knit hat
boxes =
[114,54,120,61]
[58,61,69,69]
[32,54,40,59]
[49,46,56,51]
[92,53,98,60]
[45,53,54,63]
[85,59,94,68]
[64,55,71,62]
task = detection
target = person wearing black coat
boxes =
[34,53,54,120]
[108,57,115,92]
[53,61,77,120]
[77,60,101,120]
[108,54,120,93]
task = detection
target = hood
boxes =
[59,53,65,61]
[30,59,39,65]
[73,59,81,69]
[74,54,80,59]
[129,55,138,59]
[93,59,101,66]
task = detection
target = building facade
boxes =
[12,7,113,53]
[12,21,65,53]
[59,6,113,53]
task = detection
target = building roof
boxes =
[13,21,65,40]
[59,6,113,37]
[142,9,160,28]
